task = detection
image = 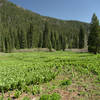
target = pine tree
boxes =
[20,29,27,49]
[62,34,67,51]
[88,13,100,54]
[38,32,43,48]
[43,22,51,48]
[48,39,52,51]
[27,23,33,48]
[51,31,55,48]
[46,29,52,51]
[79,25,85,48]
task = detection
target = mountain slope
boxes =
[0,0,89,52]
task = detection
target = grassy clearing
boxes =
[0,51,100,100]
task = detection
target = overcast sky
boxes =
[9,0,100,23]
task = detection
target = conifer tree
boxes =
[43,22,50,48]
[20,29,27,49]
[38,32,43,48]
[88,13,100,54]
[62,34,67,51]
[51,31,55,48]
[79,25,85,48]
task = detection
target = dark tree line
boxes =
[0,0,89,52]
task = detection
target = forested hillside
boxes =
[0,0,89,52]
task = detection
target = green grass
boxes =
[0,51,100,99]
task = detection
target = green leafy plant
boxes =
[23,86,31,93]
[32,85,41,95]
[0,96,4,100]
[39,94,50,100]
[7,97,12,100]
[39,93,61,100]
[61,79,72,86]
[51,93,61,100]
[22,96,30,100]
[0,90,4,100]
[14,90,21,98]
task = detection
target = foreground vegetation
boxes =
[0,51,100,100]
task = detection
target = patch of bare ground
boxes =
[12,48,56,52]
[40,70,100,100]
[11,48,88,53]
[65,48,88,52]
[53,89,77,100]
[0,92,37,100]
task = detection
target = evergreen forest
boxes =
[0,0,89,52]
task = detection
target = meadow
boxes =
[0,51,100,100]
